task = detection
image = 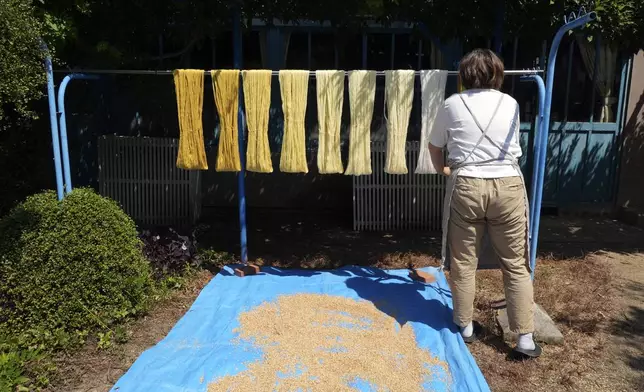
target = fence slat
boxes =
[97,135,199,227]
[353,141,445,231]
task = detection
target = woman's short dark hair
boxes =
[458,49,505,90]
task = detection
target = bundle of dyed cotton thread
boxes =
[212,69,242,172]
[242,70,273,173]
[174,69,208,170]
[173,68,451,176]
[279,70,310,174]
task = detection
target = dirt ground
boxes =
[47,215,644,392]
[470,252,644,392]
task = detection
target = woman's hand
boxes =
[442,167,451,176]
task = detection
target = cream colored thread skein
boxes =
[316,70,345,174]
[345,71,376,176]
[415,70,448,174]
[384,70,414,175]
[279,70,309,174]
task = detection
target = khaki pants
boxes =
[448,176,534,334]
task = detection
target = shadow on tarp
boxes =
[252,266,454,330]
[111,265,489,392]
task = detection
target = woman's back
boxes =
[427,48,540,359]
[433,89,522,178]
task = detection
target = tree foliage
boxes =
[0,0,642,122]
[0,0,79,121]
[47,0,643,68]
[568,0,642,49]
[0,0,46,121]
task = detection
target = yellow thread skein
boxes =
[279,70,309,174]
[242,70,273,173]
[212,70,242,172]
[174,69,208,170]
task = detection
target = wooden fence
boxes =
[352,142,446,231]
[98,136,201,226]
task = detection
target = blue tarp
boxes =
[111,266,490,392]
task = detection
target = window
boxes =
[366,33,391,71]
[393,33,421,70]
[500,36,544,122]
[189,39,214,69]
[285,32,309,69]
[337,33,363,71]
[462,36,491,55]
[243,31,262,69]
[310,33,335,70]
[213,31,233,69]
[550,36,596,122]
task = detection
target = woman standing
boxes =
[428,49,541,358]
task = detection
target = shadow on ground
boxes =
[198,209,442,269]
[611,280,644,388]
[197,209,643,269]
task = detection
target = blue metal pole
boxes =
[57,74,100,194]
[530,11,596,276]
[520,75,546,222]
[41,41,64,201]
[233,9,249,264]
[520,75,545,253]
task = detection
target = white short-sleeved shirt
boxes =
[429,89,522,178]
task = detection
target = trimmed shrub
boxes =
[0,189,153,349]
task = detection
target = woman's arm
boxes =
[428,101,451,176]
[429,143,451,176]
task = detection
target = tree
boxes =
[1,0,643,122]
[0,0,83,123]
[506,0,644,51]
[573,0,643,51]
[0,0,46,121]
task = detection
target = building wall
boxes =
[616,51,644,213]
[62,26,628,214]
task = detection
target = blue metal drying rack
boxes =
[528,9,597,279]
[42,9,597,275]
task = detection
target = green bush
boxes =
[0,188,153,350]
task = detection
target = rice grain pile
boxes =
[208,293,450,391]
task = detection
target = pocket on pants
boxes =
[498,176,524,192]
[451,178,483,222]
[454,177,479,192]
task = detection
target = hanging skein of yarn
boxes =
[316,70,345,174]
[384,70,414,175]
[243,70,273,173]
[415,70,448,174]
[174,69,208,170]
[212,69,242,172]
[279,70,310,174]
[345,71,376,176]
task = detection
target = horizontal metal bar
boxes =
[54,69,543,76]
[54,69,175,76]
[519,121,620,132]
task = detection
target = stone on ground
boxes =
[494,302,564,345]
